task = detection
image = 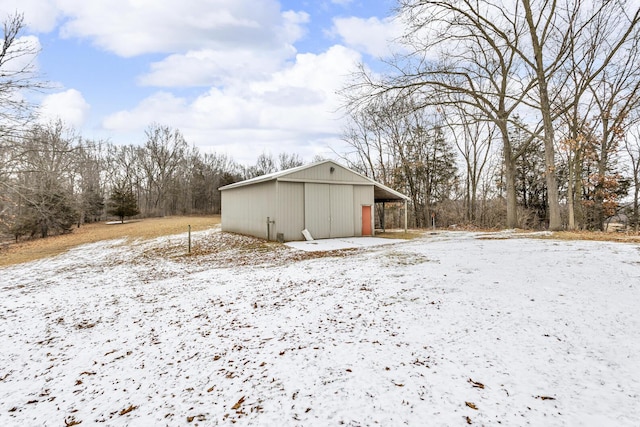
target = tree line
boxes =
[0,119,310,240]
[0,13,312,242]
[341,0,640,232]
[3,3,640,242]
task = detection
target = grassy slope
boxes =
[0,216,220,267]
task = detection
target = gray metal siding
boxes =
[353,185,374,236]
[276,181,304,241]
[221,164,380,241]
[303,183,360,239]
[286,162,370,184]
[221,181,276,239]
[304,183,331,239]
[330,185,354,238]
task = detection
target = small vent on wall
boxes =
[330,166,335,173]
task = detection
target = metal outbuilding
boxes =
[219,160,409,242]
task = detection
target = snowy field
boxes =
[1,229,639,426]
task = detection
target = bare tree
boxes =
[140,124,187,216]
[341,100,394,186]
[519,0,640,229]
[442,105,495,223]
[105,144,144,203]
[242,151,306,179]
[586,64,640,228]
[348,0,539,228]
[1,12,47,226]
[1,116,247,239]
[7,121,79,238]
[553,7,640,229]
[342,94,458,227]
[278,152,304,170]
[74,139,107,223]
[345,0,639,230]
[243,152,275,179]
[0,13,45,139]
[189,151,240,214]
[625,125,640,232]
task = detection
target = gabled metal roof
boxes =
[219,159,409,202]
[218,161,314,190]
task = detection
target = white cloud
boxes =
[103,45,362,163]
[280,10,310,44]
[138,46,296,88]
[4,2,379,164]
[330,16,402,58]
[136,9,308,88]
[0,0,60,32]
[1,35,42,73]
[39,89,90,127]
[53,0,307,57]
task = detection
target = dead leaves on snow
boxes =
[75,320,97,330]
[536,395,556,400]
[64,416,82,426]
[468,378,485,389]
[465,379,482,413]
[223,395,265,422]
[232,396,246,410]
[462,377,557,426]
[118,405,137,415]
[464,378,483,424]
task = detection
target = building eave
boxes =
[218,159,410,203]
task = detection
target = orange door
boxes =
[362,206,372,236]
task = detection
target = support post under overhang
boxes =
[404,199,408,234]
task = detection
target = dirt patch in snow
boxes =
[135,229,360,271]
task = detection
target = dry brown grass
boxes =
[465,226,640,243]
[538,230,640,243]
[0,216,220,267]
[375,229,425,240]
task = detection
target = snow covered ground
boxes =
[285,236,405,252]
[1,229,639,426]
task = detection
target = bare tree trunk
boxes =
[566,151,576,230]
[502,133,518,229]
[522,0,562,230]
[625,130,640,233]
[634,186,639,233]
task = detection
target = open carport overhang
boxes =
[372,183,409,233]
[373,183,410,203]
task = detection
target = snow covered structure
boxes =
[219,160,409,242]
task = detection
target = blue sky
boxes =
[2,0,400,164]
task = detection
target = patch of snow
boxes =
[1,231,639,425]
[285,236,405,252]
